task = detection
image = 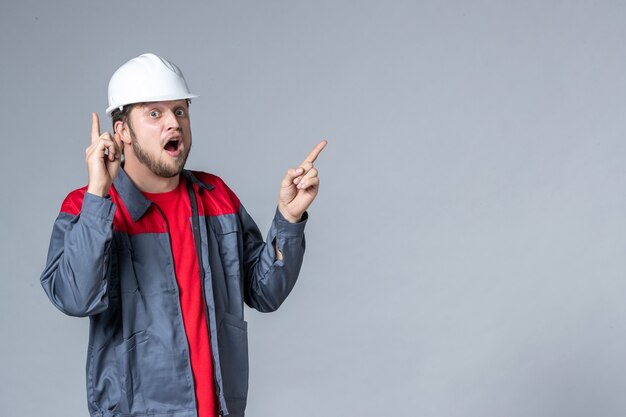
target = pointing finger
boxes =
[91,112,101,144]
[302,140,328,164]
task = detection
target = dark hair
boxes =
[110,104,136,130]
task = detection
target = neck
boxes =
[123,159,181,193]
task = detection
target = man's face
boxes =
[125,99,192,178]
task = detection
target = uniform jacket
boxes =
[40,168,307,417]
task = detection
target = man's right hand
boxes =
[85,112,123,197]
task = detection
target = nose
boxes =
[164,110,181,131]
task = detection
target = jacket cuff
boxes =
[82,192,116,223]
[273,208,308,237]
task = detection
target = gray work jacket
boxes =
[41,169,307,417]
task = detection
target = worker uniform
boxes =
[41,168,307,417]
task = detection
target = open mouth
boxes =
[164,138,181,153]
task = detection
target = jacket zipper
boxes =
[153,203,201,416]
[186,181,226,416]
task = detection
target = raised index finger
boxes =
[91,112,100,144]
[302,140,328,164]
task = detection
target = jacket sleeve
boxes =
[40,192,116,317]
[241,205,307,312]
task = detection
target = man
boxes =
[40,53,325,417]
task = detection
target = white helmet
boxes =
[106,53,198,116]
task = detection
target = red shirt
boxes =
[144,177,217,417]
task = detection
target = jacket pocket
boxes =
[115,331,149,410]
[114,330,194,413]
[218,312,249,401]
[114,233,139,294]
[212,216,243,278]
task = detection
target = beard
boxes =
[129,124,190,178]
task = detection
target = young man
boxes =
[41,53,325,417]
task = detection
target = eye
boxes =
[175,108,186,117]
[149,110,160,118]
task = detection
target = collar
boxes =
[182,170,216,192]
[113,168,215,222]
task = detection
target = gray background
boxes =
[1,1,626,416]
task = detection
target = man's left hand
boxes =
[278,140,328,223]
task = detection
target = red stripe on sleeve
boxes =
[59,187,88,216]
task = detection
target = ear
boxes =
[114,120,132,145]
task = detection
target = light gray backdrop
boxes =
[2,1,626,416]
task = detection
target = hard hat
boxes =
[106,53,198,116]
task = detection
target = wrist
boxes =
[278,206,301,223]
[87,183,109,198]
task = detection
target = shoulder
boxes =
[188,171,241,216]
[59,186,89,216]
[191,171,228,188]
